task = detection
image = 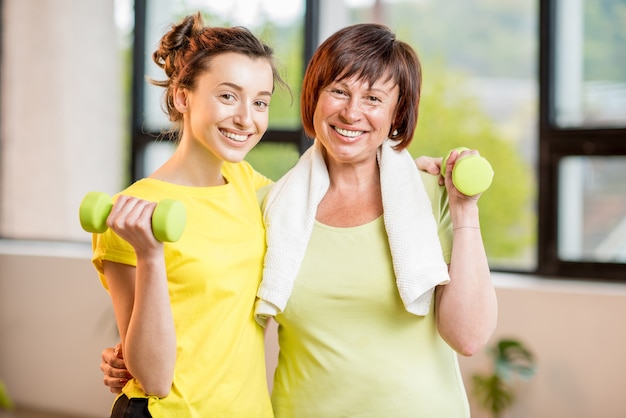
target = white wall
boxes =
[0,2,124,414]
[0,244,118,417]
[460,274,626,418]
[0,0,125,241]
[0,0,125,415]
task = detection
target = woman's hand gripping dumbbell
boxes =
[79,191,187,242]
[441,147,494,196]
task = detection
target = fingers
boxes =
[444,150,457,186]
[114,342,123,358]
[102,346,121,366]
[101,345,132,381]
[414,156,442,176]
[101,345,131,394]
[445,149,482,201]
[103,374,127,394]
[107,195,156,230]
[101,356,132,378]
[106,196,162,251]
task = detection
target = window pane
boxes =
[558,157,626,263]
[319,0,538,271]
[143,141,176,176]
[554,0,626,128]
[142,0,304,132]
[245,142,300,181]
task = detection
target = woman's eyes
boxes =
[328,89,381,104]
[330,88,348,96]
[218,94,269,109]
[254,100,270,109]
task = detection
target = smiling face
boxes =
[176,52,274,165]
[313,75,399,166]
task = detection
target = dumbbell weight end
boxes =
[442,147,494,196]
[152,199,186,242]
[79,191,113,234]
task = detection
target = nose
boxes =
[339,98,361,123]
[233,103,252,128]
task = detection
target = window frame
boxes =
[129,0,626,282]
[538,0,626,281]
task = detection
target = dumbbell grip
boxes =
[79,192,186,242]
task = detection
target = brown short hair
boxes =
[301,23,422,150]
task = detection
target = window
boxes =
[129,0,626,281]
[539,0,626,280]
[557,156,626,264]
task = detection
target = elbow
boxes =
[131,363,174,398]
[140,378,173,398]
[445,325,497,357]
[454,340,483,357]
[125,345,176,398]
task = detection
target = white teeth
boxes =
[334,127,363,138]
[221,130,247,142]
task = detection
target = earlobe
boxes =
[173,88,188,113]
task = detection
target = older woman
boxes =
[255,23,497,417]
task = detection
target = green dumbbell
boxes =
[442,147,494,196]
[79,191,187,242]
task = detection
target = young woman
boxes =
[92,12,285,417]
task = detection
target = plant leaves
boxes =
[472,374,515,416]
[493,339,536,381]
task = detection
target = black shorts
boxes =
[110,394,152,418]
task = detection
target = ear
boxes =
[173,87,189,113]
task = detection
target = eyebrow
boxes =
[333,80,390,96]
[219,82,272,97]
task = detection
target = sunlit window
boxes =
[128,0,626,280]
[315,0,538,271]
[553,0,626,128]
[544,0,626,277]
[558,156,626,263]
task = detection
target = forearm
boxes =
[125,254,176,397]
[436,206,497,356]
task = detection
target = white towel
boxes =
[255,138,450,326]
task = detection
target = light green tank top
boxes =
[271,173,469,418]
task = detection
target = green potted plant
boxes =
[0,379,14,411]
[471,338,536,418]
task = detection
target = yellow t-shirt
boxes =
[271,172,470,418]
[92,161,274,418]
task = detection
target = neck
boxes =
[326,156,380,193]
[318,157,383,227]
[150,140,225,187]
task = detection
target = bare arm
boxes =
[434,150,498,356]
[104,195,176,397]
